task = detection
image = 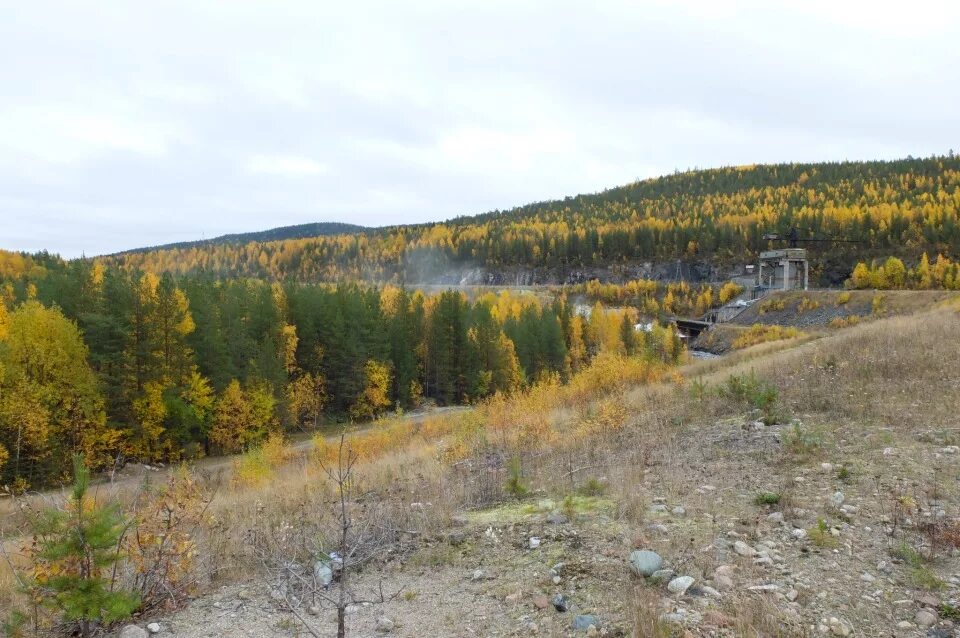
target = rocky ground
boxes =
[113,406,960,638]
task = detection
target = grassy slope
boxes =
[4,300,960,635]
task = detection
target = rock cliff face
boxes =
[402,260,737,286]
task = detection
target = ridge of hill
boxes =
[101,155,960,285]
[116,221,368,255]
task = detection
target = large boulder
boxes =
[629,550,663,577]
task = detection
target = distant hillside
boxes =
[119,222,368,254]
[103,155,960,284]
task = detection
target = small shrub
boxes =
[758,298,786,315]
[732,324,801,349]
[579,477,608,497]
[561,495,578,520]
[407,545,459,568]
[871,293,887,316]
[128,467,212,612]
[689,377,707,401]
[939,603,960,621]
[754,491,781,506]
[808,518,838,548]
[784,423,824,458]
[835,291,852,305]
[910,566,944,590]
[890,542,943,588]
[26,456,140,637]
[232,447,273,487]
[505,456,529,499]
[836,466,851,482]
[719,371,785,425]
[797,297,820,313]
[828,315,861,329]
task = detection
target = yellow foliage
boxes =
[828,315,861,329]
[719,281,744,305]
[349,359,392,421]
[758,298,786,314]
[128,467,211,606]
[797,297,820,313]
[731,324,801,349]
[575,397,628,438]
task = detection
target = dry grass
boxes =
[4,303,960,634]
[731,324,802,349]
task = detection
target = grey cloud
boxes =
[1,1,958,256]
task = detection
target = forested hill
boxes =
[118,222,368,254]
[106,155,960,283]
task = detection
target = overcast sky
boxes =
[2,1,958,257]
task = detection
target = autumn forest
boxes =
[2,154,960,488]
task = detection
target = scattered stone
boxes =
[552,594,570,612]
[450,515,469,527]
[146,623,161,634]
[860,572,876,583]
[714,574,735,591]
[828,616,852,636]
[307,605,321,616]
[896,621,913,629]
[572,615,599,631]
[447,531,467,546]
[733,540,757,557]
[659,612,687,625]
[791,528,808,540]
[917,594,940,608]
[915,608,938,628]
[533,595,550,610]
[942,446,959,455]
[314,561,333,588]
[649,569,675,584]
[119,626,149,638]
[552,576,561,585]
[699,585,721,598]
[671,506,686,516]
[786,589,799,602]
[821,462,834,472]
[629,550,663,577]
[546,513,568,525]
[747,584,780,593]
[529,537,541,549]
[767,512,784,524]
[703,610,733,627]
[830,491,845,508]
[375,617,395,633]
[648,504,668,514]
[471,569,485,581]
[667,576,695,595]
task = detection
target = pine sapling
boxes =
[30,456,139,637]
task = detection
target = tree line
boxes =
[847,253,960,290]
[102,155,960,282]
[0,260,686,489]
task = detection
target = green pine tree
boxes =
[30,456,139,637]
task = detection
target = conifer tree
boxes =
[29,456,139,637]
